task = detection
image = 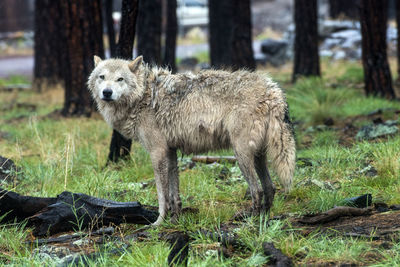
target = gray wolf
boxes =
[88,56,296,225]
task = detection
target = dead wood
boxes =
[0,188,57,222]
[0,84,31,92]
[298,206,373,225]
[191,155,236,164]
[262,242,294,267]
[29,191,158,236]
[165,232,190,266]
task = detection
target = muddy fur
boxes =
[88,56,296,225]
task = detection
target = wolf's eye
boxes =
[99,75,105,80]
[117,77,124,82]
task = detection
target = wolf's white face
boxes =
[94,68,130,102]
[88,56,144,105]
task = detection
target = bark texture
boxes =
[60,0,105,116]
[104,0,116,57]
[292,0,320,82]
[360,0,395,99]
[163,0,178,73]
[108,0,140,163]
[33,0,63,91]
[137,0,162,65]
[231,0,255,71]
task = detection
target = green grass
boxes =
[1,60,400,265]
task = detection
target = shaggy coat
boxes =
[88,56,296,225]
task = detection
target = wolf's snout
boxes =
[102,88,113,99]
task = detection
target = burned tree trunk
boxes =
[208,0,234,69]
[137,0,162,65]
[231,0,255,71]
[163,0,178,73]
[0,188,158,237]
[108,0,140,163]
[396,0,400,84]
[60,0,104,117]
[33,0,63,91]
[360,0,395,99]
[104,0,116,58]
[292,0,320,82]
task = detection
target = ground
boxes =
[1,59,400,266]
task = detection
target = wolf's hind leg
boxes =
[254,153,275,212]
[150,148,170,226]
[233,144,263,214]
[167,148,182,222]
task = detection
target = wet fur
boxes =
[88,57,296,225]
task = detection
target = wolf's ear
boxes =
[128,56,143,73]
[94,55,102,67]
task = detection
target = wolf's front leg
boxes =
[149,148,170,226]
[167,148,182,222]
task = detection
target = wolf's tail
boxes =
[266,105,296,192]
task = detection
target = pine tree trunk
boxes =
[137,0,162,65]
[108,0,140,163]
[360,0,395,99]
[396,0,400,83]
[60,0,104,117]
[208,0,234,68]
[33,0,63,91]
[292,0,320,82]
[104,0,116,58]
[163,0,178,73]
[231,0,255,71]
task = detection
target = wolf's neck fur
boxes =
[101,65,173,139]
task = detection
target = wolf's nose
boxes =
[103,89,113,98]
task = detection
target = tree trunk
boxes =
[292,0,320,82]
[163,0,178,73]
[396,0,400,83]
[329,0,360,19]
[208,0,234,69]
[137,0,162,65]
[360,0,395,99]
[60,0,104,117]
[104,0,116,58]
[231,0,255,71]
[108,0,140,163]
[33,0,63,91]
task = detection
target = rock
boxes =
[358,165,378,177]
[179,57,198,70]
[319,20,360,37]
[0,156,18,185]
[333,50,346,60]
[320,49,333,57]
[260,39,289,67]
[356,121,399,140]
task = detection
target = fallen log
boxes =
[298,206,373,225]
[29,191,158,236]
[191,155,236,164]
[262,242,293,267]
[0,188,56,222]
[0,188,158,236]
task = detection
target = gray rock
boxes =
[320,50,333,57]
[333,50,346,60]
[356,122,399,140]
[260,39,289,67]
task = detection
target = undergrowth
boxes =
[0,61,400,266]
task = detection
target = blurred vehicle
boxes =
[177,0,208,34]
